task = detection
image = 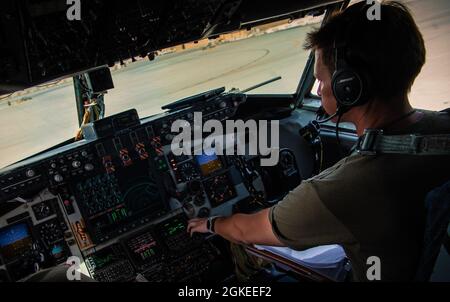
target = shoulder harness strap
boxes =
[356,129,450,156]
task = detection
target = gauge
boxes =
[178,161,199,182]
[204,173,236,207]
[32,200,55,221]
[197,207,210,218]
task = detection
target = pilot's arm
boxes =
[187,179,355,249]
[187,208,283,246]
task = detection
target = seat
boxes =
[245,244,350,282]
[415,180,450,281]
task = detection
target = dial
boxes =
[219,101,227,109]
[26,169,36,178]
[54,174,64,183]
[72,160,82,168]
[178,161,199,182]
[204,173,236,207]
[32,201,55,221]
[197,207,210,218]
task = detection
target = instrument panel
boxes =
[72,160,167,244]
[0,190,72,281]
[0,92,302,282]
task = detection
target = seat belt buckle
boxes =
[356,129,383,156]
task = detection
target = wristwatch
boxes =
[206,216,221,234]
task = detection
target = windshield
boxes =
[0,14,324,169]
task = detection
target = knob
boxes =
[81,151,88,157]
[72,160,81,168]
[84,163,94,171]
[54,174,64,183]
[50,162,57,169]
[26,169,35,178]
[219,101,227,109]
[197,207,210,218]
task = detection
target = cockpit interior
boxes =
[0,0,448,283]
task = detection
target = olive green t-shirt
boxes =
[269,110,450,281]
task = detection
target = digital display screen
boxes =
[204,173,237,207]
[159,217,186,238]
[86,245,125,271]
[0,223,33,262]
[155,214,193,252]
[51,245,63,256]
[89,252,116,270]
[125,230,161,268]
[195,150,222,176]
[50,243,68,264]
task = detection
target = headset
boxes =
[311,2,375,154]
[315,4,373,124]
[331,43,368,110]
[315,40,371,124]
[332,2,374,113]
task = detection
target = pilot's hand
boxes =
[187,218,208,236]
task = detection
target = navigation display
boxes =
[195,150,223,176]
[0,222,33,263]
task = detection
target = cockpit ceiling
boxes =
[0,0,342,93]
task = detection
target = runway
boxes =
[0,0,448,169]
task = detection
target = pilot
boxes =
[188,1,450,281]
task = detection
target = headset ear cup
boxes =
[332,69,365,107]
